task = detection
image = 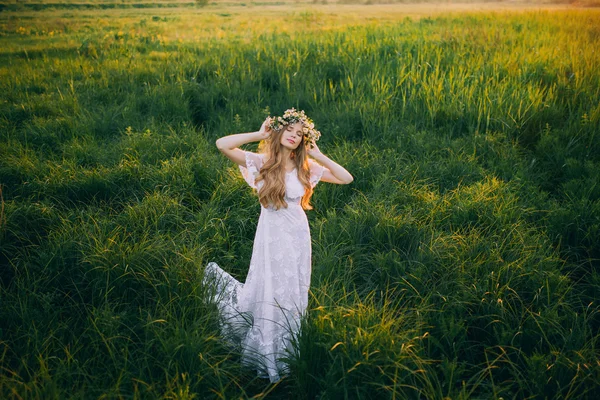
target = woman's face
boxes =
[280,122,304,150]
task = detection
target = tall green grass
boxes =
[1,6,599,399]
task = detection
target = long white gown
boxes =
[202,150,325,383]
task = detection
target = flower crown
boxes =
[266,108,321,147]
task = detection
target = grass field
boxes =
[1,1,599,398]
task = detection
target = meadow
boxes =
[1,1,599,398]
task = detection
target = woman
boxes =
[203,108,353,383]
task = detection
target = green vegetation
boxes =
[1,5,599,399]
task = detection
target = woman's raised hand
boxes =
[256,118,272,140]
[307,140,322,158]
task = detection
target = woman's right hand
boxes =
[256,117,272,141]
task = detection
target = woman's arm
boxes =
[215,132,261,166]
[308,143,353,185]
[215,119,271,166]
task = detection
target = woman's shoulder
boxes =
[247,151,267,170]
[244,150,267,162]
[256,152,268,163]
[307,158,322,169]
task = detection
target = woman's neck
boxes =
[265,151,294,165]
[265,151,295,171]
[280,147,292,159]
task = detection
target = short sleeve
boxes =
[239,150,265,189]
[308,158,325,189]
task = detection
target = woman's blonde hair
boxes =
[254,124,315,211]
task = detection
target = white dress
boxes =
[202,150,325,383]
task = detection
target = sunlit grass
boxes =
[1,4,599,399]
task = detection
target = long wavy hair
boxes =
[254,124,315,211]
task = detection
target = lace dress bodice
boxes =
[239,151,324,206]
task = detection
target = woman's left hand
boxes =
[307,141,322,158]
